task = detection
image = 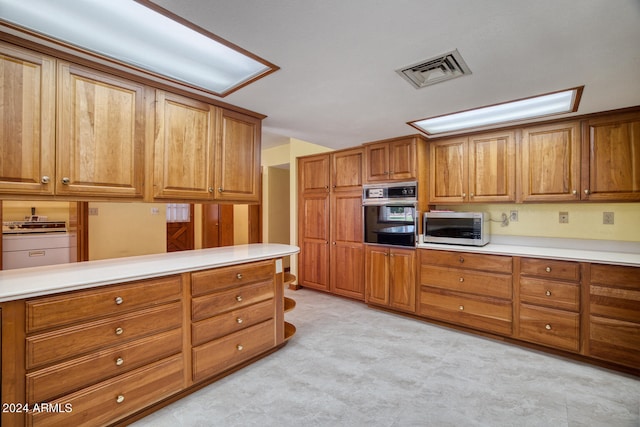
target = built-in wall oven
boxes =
[363,182,417,247]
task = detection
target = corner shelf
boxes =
[283,273,297,342]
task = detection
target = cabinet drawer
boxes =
[420,265,512,299]
[192,281,274,322]
[419,287,512,336]
[192,319,275,383]
[518,304,580,352]
[27,354,184,427]
[590,285,640,323]
[589,315,640,369]
[519,277,580,311]
[520,258,580,282]
[26,275,182,333]
[421,250,512,273]
[27,328,183,403]
[590,264,640,289]
[192,299,273,347]
[27,301,182,369]
[191,260,274,296]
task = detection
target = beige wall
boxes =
[443,203,640,242]
[88,202,166,260]
[2,201,70,223]
[233,205,249,245]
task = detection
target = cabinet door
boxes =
[299,154,330,194]
[521,122,581,201]
[57,63,146,198]
[330,192,364,300]
[389,138,416,181]
[298,194,330,291]
[468,131,515,202]
[331,148,364,191]
[365,142,390,182]
[0,43,55,195]
[389,248,416,312]
[365,245,389,306]
[429,137,468,203]
[153,91,216,200]
[215,109,261,202]
[582,112,640,201]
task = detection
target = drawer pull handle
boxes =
[115,296,123,305]
[545,290,552,297]
[545,267,552,273]
[459,305,464,311]
[236,344,244,351]
[459,277,464,283]
[545,324,552,330]
[236,273,243,279]
[236,317,243,324]
[459,257,464,263]
[236,295,243,302]
[115,357,124,366]
[116,395,125,404]
[115,327,124,336]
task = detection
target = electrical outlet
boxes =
[559,211,569,224]
[603,211,614,225]
[509,210,518,222]
[150,207,160,215]
[88,207,99,216]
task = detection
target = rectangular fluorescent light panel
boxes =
[410,87,582,135]
[0,0,276,96]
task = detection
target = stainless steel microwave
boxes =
[423,212,490,246]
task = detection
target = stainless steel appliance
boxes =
[363,182,418,247]
[423,211,490,246]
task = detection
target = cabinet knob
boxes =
[470,193,474,197]
[459,277,464,282]
[236,317,243,324]
[545,324,552,330]
[218,187,224,193]
[584,189,591,195]
[114,296,123,305]
[115,327,124,336]
[115,357,124,366]
[236,273,243,279]
[572,190,577,195]
[462,193,467,198]
[332,241,336,245]
[236,295,243,302]
[116,395,125,404]
[459,305,464,311]
[545,290,552,297]
[61,177,70,185]
[236,344,244,351]
[545,267,552,273]
[208,187,214,193]
[459,257,464,263]
[40,176,50,184]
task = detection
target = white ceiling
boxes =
[153,0,640,150]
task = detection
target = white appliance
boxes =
[2,221,77,269]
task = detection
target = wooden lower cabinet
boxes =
[587,263,640,368]
[365,245,416,313]
[419,249,513,336]
[1,259,285,427]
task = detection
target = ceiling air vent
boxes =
[397,49,471,89]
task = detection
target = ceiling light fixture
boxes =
[409,86,583,136]
[0,0,279,97]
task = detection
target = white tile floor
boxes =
[133,288,640,427]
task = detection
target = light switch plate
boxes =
[603,212,614,225]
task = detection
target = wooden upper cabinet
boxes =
[153,91,217,200]
[215,109,261,202]
[521,122,581,202]
[429,131,515,203]
[429,137,467,203]
[57,63,146,198]
[582,111,640,201]
[365,137,417,182]
[331,147,364,191]
[0,43,55,195]
[299,154,330,194]
[468,131,515,202]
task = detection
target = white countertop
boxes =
[0,243,299,302]
[417,237,640,267]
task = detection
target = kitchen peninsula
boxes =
[0,243,299,427]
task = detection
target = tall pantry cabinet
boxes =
[297,148,365,300]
